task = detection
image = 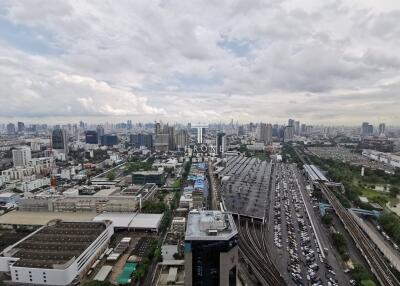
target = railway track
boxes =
[319,183,400,286]
[237,217,286,286]
[292,145,400,285]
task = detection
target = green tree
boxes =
[321,214,333,226]
[389,187,400,198]
[361,280,376,286]
[106,171,115,181]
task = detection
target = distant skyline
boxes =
[1,1,400,125]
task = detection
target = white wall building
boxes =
[0,220,114,286]
[12,146,32,167]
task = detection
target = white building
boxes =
[0,220,114,286]
[362,149,400,169]
[12,146,32,167]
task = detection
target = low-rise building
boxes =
[0,220,114,285]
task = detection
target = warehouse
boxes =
[0,220,114,285]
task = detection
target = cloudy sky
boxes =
[1,0,400,125]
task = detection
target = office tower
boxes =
[130,134,153,148]
[96,125,105,143]
[12,146,32,167]
[168,126,176,150]
[288,119,295,127]
[216,132,226,156]
[238,126,244,136]
[284,126,295,142]
[6,123,15,135]
[85,130,98,144]
[127,120,133,130]
[17,122,25,133]
[155,122,161,135]
[185,210,238,286]
[79,121,85,130]
[257,123,272,144]
[361,122,373,136]
[379,123,386,135]
[176,130,188,150]
[52,128,69,157]
[305,125,313,135]
[101,134,118,146]
[300,124,306,135]
[294,121,300,135]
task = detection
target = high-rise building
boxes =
[130,134,153,148]
[216,132,226,156]
[85,130,98,144]
[127,120,133,130]
[176,130,188,150]
[379,123,386,135]
[284,126,295,142]
[288,119,295,127]
[154,134,169,152]
[294,121,300,135]
[101,134,118,146]
[185,211,238,286]
[17,122,25,133]
[257,123,272,144]
[361,122,373,136]
[52,128,69,158]
[6,123,15,135]
[155,122,161,135]
[96,125,105,143]
[167,126,176,150]
[12,146,32,167]
[300,124,306,135]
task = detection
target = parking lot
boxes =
[268,163,345,286]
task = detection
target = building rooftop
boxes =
[0,211,97,226]
[3,220,108,269]
[185,210,237,241]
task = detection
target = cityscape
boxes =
[1,1,400,286]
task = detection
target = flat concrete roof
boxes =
[0,211,97,226]
[129,213,163,230]
[93,212,135,228]
[93,212,163,230]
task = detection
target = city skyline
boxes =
[1,1,400,124]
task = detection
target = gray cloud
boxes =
[1,0,400,125]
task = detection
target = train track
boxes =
[319,182,400,286]
[237,217,286,286]
[292,145,400,285]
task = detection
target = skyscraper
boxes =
[130,133,153,148]
[284,126,295,142]
[176,130,188,150]
[185,211,238,286]
[12,146,32,167]
[96,125,105,143]
[6,123,15,135]
[52,128,69,158]
[216,132,226,155]
[85,130,98,144]
[379,123,386,135]
[361,122,373,136]
[258,123,272,144]
[17,122,25,133]
[294,121,300,135]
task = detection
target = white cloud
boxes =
[1,0,400,125]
